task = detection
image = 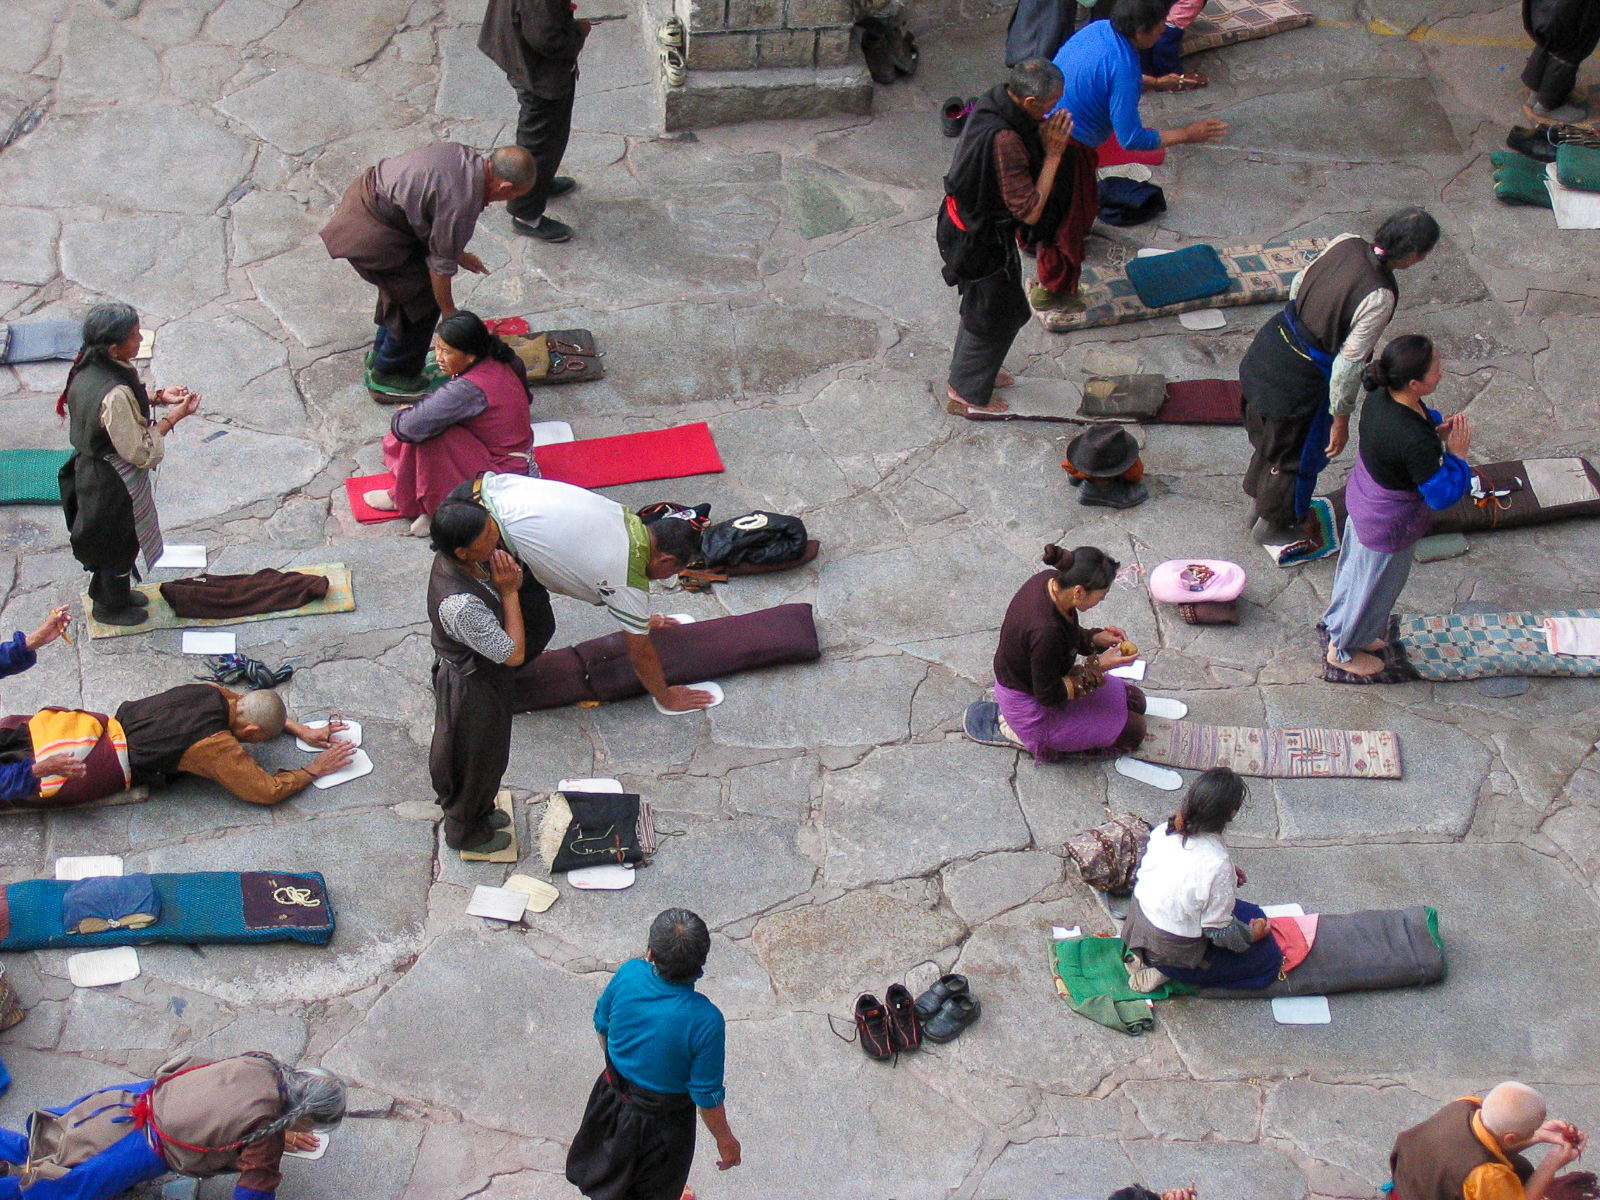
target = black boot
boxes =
[91,571,148,627]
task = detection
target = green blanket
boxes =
[1050,935,1197,1036]
[0,450,69,505]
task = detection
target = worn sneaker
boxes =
[854,993,894,1060]
[884,983,923,1052]
[923,993,981,1043]
[912,973,968,1022]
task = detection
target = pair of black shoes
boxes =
[92,590,149,627]
[510,177,578,243]
[858,15,918,86]
[854,974,980,1060]
[1069,475,1149,509]
[1506,123,1600,163]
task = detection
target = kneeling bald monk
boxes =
[0,1052,346,1200]
[0,684,355,808]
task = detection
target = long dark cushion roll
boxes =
[1199,906,1444,998]
[1329,458,1600,536]
[512,602,822,711]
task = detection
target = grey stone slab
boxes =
[165,42,248,102]
[942,849,1062,926]
[205,0,290,45]
[1123,1139,1309,1200]
[1264,1080,1438,1185]
[629,140,781,187]
[800,375,941,487]
[0,108,253,216]
[250,237,377,349]
[219,63,410,155]
[911,423,1084,544]
[821,740,1031,888]
[323,929,606,1141]
[435,23,520,120]
[308,127,438,198]
[750,889,965,1002]
[126,809,432,1003]
[187,1009,310,1063]
[58,7,161,103]
[58,989,185,1055]
[815,110,953,190]
[1161,842,1600,1080]
[1211,78,1461,162]
[1258,684,1490,841]
[152,312,288,399]
[133,0,210,46]
[0,1049,138,1129]
[784,158,902,240]
[0,9,55,74]
[817,532,1032,646]
[124,775,278,848]
[278,1117,424,1200]
[228,190,320,267]
[726,754,816,819]
[263,0,410,68]
[804,217,957,335]
[155,419,326,524]
[704,405,854,510]
[1123,1079,1261,1141]
[503,710,597,793]
[979,1136,1137,1199]
[1158,151,1322,244]
[710,654,926,748]
[0,207,58,286]
[60,216,228,320]
[527,815,814,963]
[730,302,881,394]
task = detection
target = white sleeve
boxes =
[1198,853,1238,930]
[1329,288,1395,416]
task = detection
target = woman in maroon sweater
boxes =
[993,544,1145,760]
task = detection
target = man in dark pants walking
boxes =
[1521,0,1600,125]
[480,0,591,244]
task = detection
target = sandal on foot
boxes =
[994,370,1015,388]
[660,46,687,86]
[657,16,684,48]
[946,391,1009,419]
[363,488,397,511]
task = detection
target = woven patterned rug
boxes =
[1395,609,1600,681]
[85,564,355,639]
[1138,718,1403,778]
[1180,0,1314,56]
[1037,239,1326,333]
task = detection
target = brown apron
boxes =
[319,168,436,334]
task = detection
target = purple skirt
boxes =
[994,676,1132,762]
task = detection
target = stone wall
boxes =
[679,0,858,70]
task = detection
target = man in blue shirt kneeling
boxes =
[567,908,742,1200]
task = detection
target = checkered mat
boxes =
[1180,0,1314,56]
[1036,239,1326,332]
[1392,610,1600,682]
[1137,717,1403,778]
[85,564,354,639]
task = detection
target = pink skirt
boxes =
[383,428,529,519]
[994,676,1132,762]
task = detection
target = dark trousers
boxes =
[508,81,576,223]
[1241,403,1315,528]
[87,569,134,610]
[1523,44,1584,107]
[948,244,1031,405]
[372,307,440,378]
[567,1062,697,1200]
[1521,0,1600,108]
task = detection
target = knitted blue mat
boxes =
[1124,245,1232,309]
[0,871,335,951]
[0,450,69,505]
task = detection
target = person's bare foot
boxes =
[1329,647,1385,676]
[947,387,1009,417]
[362,488,396,511]
[1360,639,1388,653]
[994,370,1015,388]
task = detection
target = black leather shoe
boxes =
[546,176,577,199]
[940,96,967,138]
[1506,125,1559,163]
[1079,479,1149,509]
[854,993,894,1060]
[91,604,148,627]
[912,973,967,1022]
[884,983,922,1052]
[923,993,981,1043]
[511,215,573,242]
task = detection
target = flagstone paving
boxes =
[2,0,1599,1196]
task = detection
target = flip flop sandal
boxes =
[1114,757,1183,790]
[1143,696,1188,720]
[660,46,687,86]
[657,16,684,48]
[945,395,1009,420]
[963,701,1025,749]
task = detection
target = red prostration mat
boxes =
[533,422,724,489]
[346,474,405,523]
[1152,379,1244,425]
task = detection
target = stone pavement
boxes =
[2,0,1599,1197]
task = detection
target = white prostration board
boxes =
[1178,308,1227,330]
[283,1132,331,1161]
[295,719,364,752]
[1143,696,1189,720]
[1114,757,1184,790]
[652,680,724,715]
[1272,995,1331,1024]
[466,884,530,922]
[531,420,575,446]
[567,864,637,890]
[68,946,141,988]
[56,856,124,881]
[312,748,374,789]
[1108,659,1147,680]
[154,545,207,570]
[181,631,236,655]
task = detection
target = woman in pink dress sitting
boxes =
[365,311,535,537]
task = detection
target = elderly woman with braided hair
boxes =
[57,303,202,627]
[0,1052,345,1199]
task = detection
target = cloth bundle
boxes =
[1064,813,1151,893]
[1557,142,1600,192]
[538,791,656,873]
[1097,178,1167,226]
[159,569,330,620]
[1492,150,1552,207]
[1149,559,1246,625]
[2,709,133,809]
[62,874,160,935]
[1543,616,1600,656]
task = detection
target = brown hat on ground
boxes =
[1065,424,1141,477]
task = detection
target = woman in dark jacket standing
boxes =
[425,495,554,856]
[58,304,200,626]
[1322,334,1472,678]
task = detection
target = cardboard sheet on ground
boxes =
[459,790,518,862]
[1036,239,1326,333]
[68,946,140,988]
[85,564,354,639]
[56,856,124,881]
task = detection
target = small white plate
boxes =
[1272,995,1331,1025]
[1114,757,1184,790]
[296,719,363,752]
[68,946,141,988]
[1178,308,1227,331]
[567,864,636,890]
[558,777,622,794]
[312,748,374,789]
[56,856,125,881]
[284,1132,330,1161]
[1144,696,1189,720]
[652,681,723,715]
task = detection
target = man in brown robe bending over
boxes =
[115,684,356,805]
[321,142,537,397]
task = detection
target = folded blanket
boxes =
[1051,934,1197,1035]
[159,568,331,620]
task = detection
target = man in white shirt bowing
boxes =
[461,473,715,712]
